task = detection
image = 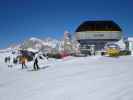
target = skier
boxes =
[13,57,18,64]
[21,56,27,69]
[4,57,8,63]
[33,53,40,70]
[6,56,12,67]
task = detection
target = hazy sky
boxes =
[0,0,133,48]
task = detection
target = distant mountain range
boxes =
[0,36,79,54]
[20,37,60,50]
[0,37,56,52]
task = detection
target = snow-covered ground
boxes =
[0,52,133,100]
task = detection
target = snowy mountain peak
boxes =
[29,37,39,41]
[29,37,44,43]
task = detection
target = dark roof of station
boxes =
[75,20,122,32]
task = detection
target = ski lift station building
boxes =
[75,20,123,52]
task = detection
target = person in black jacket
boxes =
[33,55,40,70]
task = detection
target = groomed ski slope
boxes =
[0,53,133,100]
